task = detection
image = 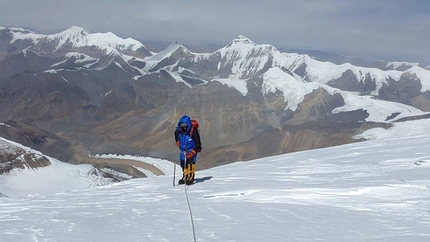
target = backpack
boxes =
[190,119,199,136]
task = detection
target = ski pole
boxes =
[182,150,188,186]
[173,159,176,187]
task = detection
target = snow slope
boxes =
[1,119,430,241]
[0,137,113,197]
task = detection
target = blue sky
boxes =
[1,0,429,64]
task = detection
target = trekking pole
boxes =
[184,151,187,186]
[173,159,176,187]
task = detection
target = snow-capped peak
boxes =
[226,35,255,47]
[214,35,282,79]
[62,26,91,36]
[45,26,146,53]
[4,27,45,44]
[49,26,91,42]
[46,26,91,51]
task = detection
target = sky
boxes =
[1,1,430,63]
[1,119,430,241]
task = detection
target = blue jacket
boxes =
[174,115,201,163]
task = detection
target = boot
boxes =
[181,165,190,185]
[185,163,196,185]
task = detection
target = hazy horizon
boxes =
[1,0,429,65]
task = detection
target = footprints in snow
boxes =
[203,192,246,199]
[414,160,428,166]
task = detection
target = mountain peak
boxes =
[223,35,255,49]
[231,35,255,45]
[45,26,92,51]
[60,26,91,37]
[47,26,91,44]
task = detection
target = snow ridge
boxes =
[386,61,419,69]
[46,26,145,52]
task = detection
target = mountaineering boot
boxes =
[181,164,190,185]
[185,163,196,185]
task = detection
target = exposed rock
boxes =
[0,120,72,162]
[0,145,50,174]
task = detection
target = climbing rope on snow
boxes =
[183,153,197,242]
[185,184,197,242]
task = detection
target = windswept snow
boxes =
[387,61,419,69]
[143,42,184,70]
[66,52,97,64]
[165,69,192,88]
[145,42,182,63]
[262,67,317,111]
[1,119,430,241]
[213,78,248,96]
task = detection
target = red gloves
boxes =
[186,150,197,159]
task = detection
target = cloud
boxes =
[0,0,429,63]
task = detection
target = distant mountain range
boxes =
[1,26,429,174]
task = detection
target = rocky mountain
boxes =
[0,136,51,175]
[1,26,430,173]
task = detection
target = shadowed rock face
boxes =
[285,88,346,124]
[0,120,72,162]
[328,70,377,95]
[378,73,429,110]
[0,144,51,175]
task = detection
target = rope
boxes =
[185,184,197,242]
[172,155,196,241]
[183,152,196,242]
